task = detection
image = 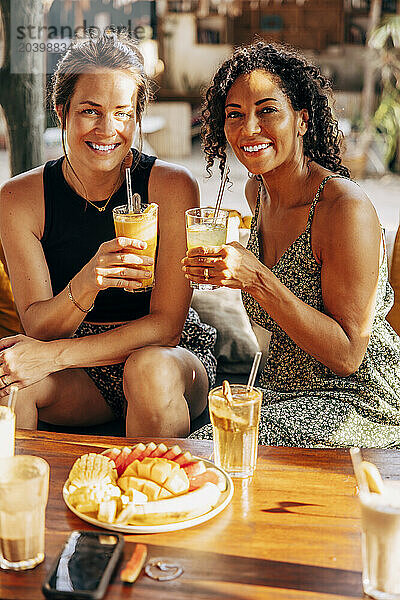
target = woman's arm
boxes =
[0,168,88,340]
[0,170,154,340]
[183,178,381,376]
[0,162,199,390]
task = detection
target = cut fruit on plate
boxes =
[69,453,117,489]
[119,457,189,496]
[115,482,220,525]
[64,448,233,534]
[189,467,227,492]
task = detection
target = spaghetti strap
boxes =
[253,182,262,223]
[305,174,347,230]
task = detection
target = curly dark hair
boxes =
[202,40,349,178]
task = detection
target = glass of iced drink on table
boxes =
[209,383,263,478]
[112,203,158,292]
[0,455,49,570]
[0,406,15,457]
[185,208,229,290]
[360,480,400,599]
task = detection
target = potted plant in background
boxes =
[341,0,382,179]
[370,17,400,335]
[369,14,400,173]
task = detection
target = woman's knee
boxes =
[124,347,183,386]
[123,348,190,434]
[123,347,185,410]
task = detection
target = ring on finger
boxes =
[204,268,209,281]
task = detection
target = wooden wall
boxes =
[230,0,344,51]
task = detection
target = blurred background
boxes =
[0,0,399,217]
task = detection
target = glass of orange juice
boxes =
[112,203,158,292]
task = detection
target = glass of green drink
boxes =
[185,207,229,291]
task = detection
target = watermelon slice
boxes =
[131,443,153,462]
[113,446,132,476]
[182,460,206,478]
[141,442,157,458]
[129,443,146,460]
[102,447,121,461]
[123,443,147,469]
[162,445,182,461]
[188,467,227,492]
[148,443,168,458]
[174,451,192,466]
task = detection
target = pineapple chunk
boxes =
[98,500,118,524]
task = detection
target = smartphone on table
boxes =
[42,530,124,599]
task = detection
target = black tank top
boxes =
[41,150,157,323]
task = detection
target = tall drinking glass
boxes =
[0,406,15,457]
[209,384,263,478]
[0,455,49,570]
[360,481,400,599]
[185,208,229,291]
[112,203,158,292]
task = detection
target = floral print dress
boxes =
[191,175,400,448]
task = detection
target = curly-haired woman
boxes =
[184,41,400,448]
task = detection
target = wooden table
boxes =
[1,431,400,600]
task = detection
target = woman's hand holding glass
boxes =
[182,241,262,290]
[89,237,154,292]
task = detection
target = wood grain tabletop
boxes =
[0,430,398,599]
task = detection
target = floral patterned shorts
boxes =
[73,308,217,419]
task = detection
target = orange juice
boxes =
[113,204,158,292]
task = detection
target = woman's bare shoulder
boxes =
[0,165,44,206]
[317,176,378,225]
[314,175,381,255]
[0,166,45,239]
[150,158,197,187]
[148,159,199,210]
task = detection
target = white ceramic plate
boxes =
[63,457,234,534]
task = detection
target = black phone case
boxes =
[42,530,124,600]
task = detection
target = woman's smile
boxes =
[85,141,122,154]
[241,141,273,156]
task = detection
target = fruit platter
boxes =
[63,442,233,533]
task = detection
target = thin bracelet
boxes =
[67,280,94,314]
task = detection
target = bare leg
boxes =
[123,346,208,437]
[1,368,114,429]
